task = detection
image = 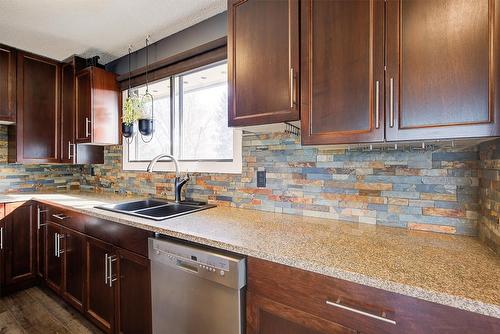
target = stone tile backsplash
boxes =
[0,125,82,192]
[2,122,498,246]
[479,139,500,254]
[81,132,484,237]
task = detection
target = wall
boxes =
[0,125,82,192]
[479,139,500,254]
[81,132,481,236]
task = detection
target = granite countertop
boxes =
[1,192,499,318]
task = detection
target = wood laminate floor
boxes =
[0,287,102,334]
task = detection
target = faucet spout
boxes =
[147,153,189,202]
[146,153,180,177]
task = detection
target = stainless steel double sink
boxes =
[95,199,215,221]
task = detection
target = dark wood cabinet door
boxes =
[117,248,151,334]
[301,0,385,145]
[86,237,116,334]
[4,203,36,286]
[386,0,500,141]
[228,0,300,126]
[62,226,85,312]
[61,62,75,163]
[247,292,357,334]
[0,44,16,123]
[45,222,63,293]
[15,52,60,163]
[75,69,92,143]
[36,205,47,279]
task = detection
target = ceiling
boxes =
[0,0,226,64]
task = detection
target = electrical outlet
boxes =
[257,170,266,188]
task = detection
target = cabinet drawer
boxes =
[248,257,397,333]
[46,204,86,233]
[247,257,500,334]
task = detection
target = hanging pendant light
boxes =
[122,45,139,142]
[138,35,154,142]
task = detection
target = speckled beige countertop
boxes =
[1,192,499,318]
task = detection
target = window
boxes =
[123,61,242,173]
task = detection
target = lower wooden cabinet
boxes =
[117,248,152,334]
[0,201,153,334]
[62,226,86,311]
[86,236,117,334]
[247,257,500,334]
[45,222,63,292]
[2,202,36,291]
[247,292,356,334]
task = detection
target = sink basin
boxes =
[110,199,168,212]
[96,199,215,221]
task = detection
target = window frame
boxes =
[121,49,242,174]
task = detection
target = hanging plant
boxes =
[122,95,143,125]
[138,35,154,141]
[122,95,142,138]
[122,45,141,139]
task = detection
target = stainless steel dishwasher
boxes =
[148,237,246,334]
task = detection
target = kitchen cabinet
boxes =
[86,236,117,334]
[35,204,47,279]
[301,0,385,145]
[45,221,63,293]
[117,248,152,334]
[62,225,86,311]
[2,202,36,291]
[10,51,61,163]
[228,0,300,126]
[299,0,500,145]
[61,57,105,164]
[75,66,119,145]
[386,0,500,141]
[247,257,500,334]
[247,292,356,334]
[0,44,16,123]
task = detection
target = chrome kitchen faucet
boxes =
[146,154,190,203]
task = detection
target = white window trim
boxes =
[122,129,243,174]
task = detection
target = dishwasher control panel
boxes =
[149,237,246,290]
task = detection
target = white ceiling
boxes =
[0,0,226,64]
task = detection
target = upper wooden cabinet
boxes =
[61,57,104,164]
[228,0,300,126]
[301,0,385,145]
[75,67,119,145]
[10,51,61,163]
[0,44,16,124]
[385,0,500,141]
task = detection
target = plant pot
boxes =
[122,122,135,138]
[138,118,154,136]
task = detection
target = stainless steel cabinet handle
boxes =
[326,299,396,325]
[57,234,64,256]
[375,80,380,129]
[104,253,109,285]
[0,227,3,250]
[290,67,296,109]
[389,77,394,128]
[55,233,59,257]
[108,255,118,287]
[85,118,91,138]
[68,141,74,159]
[52,213,69,220]
[37,207,48,230]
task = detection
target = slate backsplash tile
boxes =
[479,138,500,254]
[0,125,82,192]
[81,132,482,237]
